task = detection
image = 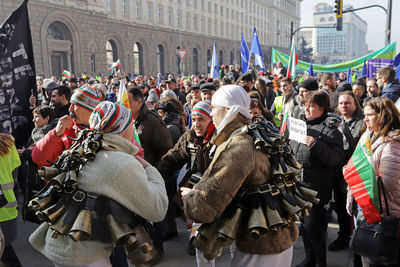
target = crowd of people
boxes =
[0,61,400,267]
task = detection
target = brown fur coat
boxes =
[184,115,298,255]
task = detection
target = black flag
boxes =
[0,0,36,147]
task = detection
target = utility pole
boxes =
[385,0,392,45]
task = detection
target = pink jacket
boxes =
[32,125,144,169]
[372,131,400,218]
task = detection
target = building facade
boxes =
[0,0,301,77]
[312,2,367,64]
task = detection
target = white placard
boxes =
[288,117,307,144]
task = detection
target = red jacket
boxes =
[32,125,144,169]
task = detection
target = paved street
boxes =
[13,211,353,267]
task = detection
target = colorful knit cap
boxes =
[70,86,103,111]
[192,100,212,121]
[89,101,133,134]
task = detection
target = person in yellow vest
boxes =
[0,133,21,266]
[271,77,298,127]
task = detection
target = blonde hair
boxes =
[0,133,14,156]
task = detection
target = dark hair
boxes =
[321,73,335,86]
[337,91,363,116]
[305,91,330,113]
[364,97,400,138]
[377,67,396,83]
[54,86,71,100]
[355,78,366,89]
[33,106,55,122]
[127,86,144,101]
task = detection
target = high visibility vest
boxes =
[0,145,20,222]
[273,95,284,127]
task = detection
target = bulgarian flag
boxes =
[280,111,289,138]
[287,39,298,79]
[343,131,381,224]
[107,59,121,72]
[62,70,71,78]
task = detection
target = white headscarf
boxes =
[211,85,251,133]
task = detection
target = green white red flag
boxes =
[287,39,298,79]
[280,112,289,137]
[62,70,71,78]
[107,59,121,72]
[343,131,381,224]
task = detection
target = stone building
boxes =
[0,0,301,77]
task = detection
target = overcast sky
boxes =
[300,0,400,54]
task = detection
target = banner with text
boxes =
[367,59,394,78]
[289,117,307,144]
[0,0,36,147]
[272,42,396,73]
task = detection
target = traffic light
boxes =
[336,16,343,31]
[335,0,343,18]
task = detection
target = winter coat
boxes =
[371,131,400,217]
[31,124,54,144]
[290,113,345,204]
[162,112,182,145]
[29,133,168,266]
[381,80,400,103]
[184,116,298,255]
[339,111,364,161]
[135,104,173,166]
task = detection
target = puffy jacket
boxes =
[372,131,400,217]
[290,113,345,204]
[381,80,400,103]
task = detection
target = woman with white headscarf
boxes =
[182,85,298,267]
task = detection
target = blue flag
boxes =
[250,27,265,71]
[309,58,314,76]
[241,33,250,73]
[210,42,219,78]
[156,72,162,87]
[130,74,135,82]
[347,66,352,85]
[361,59,367,77]
[394,52,400,81]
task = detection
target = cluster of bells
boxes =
[192,121,320,260]
[28,130,157,265]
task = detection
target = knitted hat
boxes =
[160,90,177,100]
[299,79,318,91]
[147,89,160,102]
[89,101,133,134]
[192,100,212,121]
[70,86,103,111]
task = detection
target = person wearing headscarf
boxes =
[29,101,168,267]
[181,85,298,267]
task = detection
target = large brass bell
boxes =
[247,206,269,239]
[84,147,96,160]
[218,207,243,242]
[126,225,157,265]
[36,203,65,223]
[192,217,224,256]
[38,166,61,180]
[50,172,67,191]
[28,195,53,212]
[65,170,78,189]
[50,212,70,238]
[69,209,92,241]
[105,214,137,247]
[298,185,320,205]
[293,194,313,212]
[272,164,285,179]
[263,205,284,230]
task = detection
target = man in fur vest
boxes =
[181,85,298,267]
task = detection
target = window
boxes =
[230,51,234,65]
[194,0,197,8]
[207,49,211,73]
[214,21,217,35]
[168,9,172,25]
[134,2,140,17]
[157,44,165,74]
[47,24,64,40]
[328,17,334,22]
[194,16,198,31]
[193,48,199,74]
[106,0,112,11]
[320,17,326,22]
[208,1,211,12]
[186,13,190,29]
[147,4,152,20]
[177,11,182,26]
[106,40,118,67]
[157,7,162,22]
[121,0,126,14]
[90,53,96,73]
[201,17,205,33]
[177,46,182,74]
[219,50,223,65]
[208,20,211,34]
[133,43,143,75]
